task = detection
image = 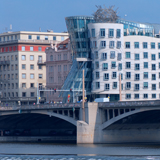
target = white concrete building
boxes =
[88,22,160,101]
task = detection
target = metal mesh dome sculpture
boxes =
[93,5,119,23]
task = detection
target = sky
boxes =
[0,0,160,33]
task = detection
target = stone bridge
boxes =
[1,100,160,143]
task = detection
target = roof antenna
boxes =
[39,27,41,32]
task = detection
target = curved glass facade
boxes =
[117,19,154,36]
[61,16,94,102]
[65,16,94,58]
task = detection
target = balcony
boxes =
[37,60,46,65]
[0,60,10,65]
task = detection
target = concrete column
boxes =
[73,110,75,119]
[118,109,120,116]
[107,109,110,120]
[113,109,115,118]
[68,110,70,117]
[77,102,103,143]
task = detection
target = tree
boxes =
[92,5,119,23]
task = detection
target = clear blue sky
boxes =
[0,0,160,33]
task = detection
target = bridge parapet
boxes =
[0,103,81,111]
[98,100,160,108]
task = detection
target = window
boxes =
[53,36,56,40]
[95,61,99,69]
[134,94,139,99]
[102,53,107,60]
[152,94,156,98]
[50,55,53,61]
[144,94,148,98]
[143,82,148,89]
[125,42,130,48]
[158,43,160,49]
[152,74,156,80]
[30,92,35,97]
[135,54,139,60]
[37,35,40,40]
[22,46,25,51]
[113,82,117,89]
[100,28,105,37]
[95,82,100,89]
[96,72,99,79]
[22,83,26,88]
[58,65,61,71]
[135,64,140,70]
[105,84,110,90]
[110,51,115,59]
[126,72,131,79]
[61,37,64,41]
[112,72,117,79]
[92,29,95,37]
[101,41,106,48]
[38,47,42,51]
[118,63,122,70]
[135,84,139,90]
[134,42,139,48]
[159,63,160,69]
[45,36,48,40]
[30,46,33,51]
[151,42,155,49]
[126,94,131,99]
[126,62,131,69]
[152,84,156,90]
[30,55,34,60]
[102,63,108,70]
[144,72,148,79]
[109,41,114,48]
[22,55,25,60]
[117,53,122,60]
[22,92,26,97]
[30,74,34,79]
[143,42,148,48]
[111,61,116,68]
[151,54,156,60]
[109,29,114,37]
[15,55,18,61]
[104,73,109,80]
[28,35,32,39]
[152,64,156,70]
[95,51,98,59]
[22,64,26,69]
[126,52,130,58]
[117,41,121,48]
[135,74,140,80]
[144,62,148,68]
[39,74,42,79]
[22,73,26,79]
[30,83,34,88]
[93,41,97,48]
[30,64,34,70]
[126,82,131,89]
[116,29,121,38]
[143,52,148,58]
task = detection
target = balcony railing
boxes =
[37,60,46,65]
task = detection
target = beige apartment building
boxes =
[0,31,68,105]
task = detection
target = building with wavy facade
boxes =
[62,16,160,102]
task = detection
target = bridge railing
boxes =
[0,103,82,111]
[98,100,160,108]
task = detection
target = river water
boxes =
[0,143,160,160]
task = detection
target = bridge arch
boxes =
[0,110,77,126]
[101,107,160,130]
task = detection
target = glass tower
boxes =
[61,16,94,103]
